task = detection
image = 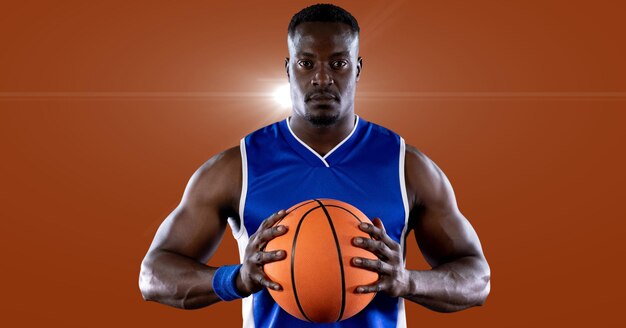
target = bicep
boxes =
[413,204,484,268]
[406,146,485,268]
[146,147,241,263]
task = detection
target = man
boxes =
[139,3,490,327]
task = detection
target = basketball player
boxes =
[139,4,490,327]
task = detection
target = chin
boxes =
[304,107,340,127]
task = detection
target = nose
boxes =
[311,65,334,86]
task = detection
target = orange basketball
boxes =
[264,199,378,323]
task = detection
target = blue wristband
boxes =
[212,264,248,301]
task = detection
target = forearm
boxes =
[402,256,491,312]
[139,249,223,309]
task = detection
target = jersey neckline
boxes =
[280,114,363,168]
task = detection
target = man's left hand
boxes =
[352,218,410,298]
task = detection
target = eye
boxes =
[298,60,313,69]
[331,60,348,69]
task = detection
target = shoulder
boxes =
[405,144,433,170]
[196,146,241,178]
[183,146,242,212]
[243,120,284,144]
[404,144,454,211]
[355,118,403,152]
[362,118,401,139]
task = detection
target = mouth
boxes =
[307,93,338,102]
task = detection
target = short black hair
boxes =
[288,3,360,37]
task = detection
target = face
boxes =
[286,22,362,127]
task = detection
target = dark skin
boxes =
[139,22,490,312]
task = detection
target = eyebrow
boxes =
[296,52,315,58]
[330,51,351,57]
[297,51,351,58]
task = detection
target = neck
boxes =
[289,112,356,157]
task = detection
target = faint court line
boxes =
[0,91,625,100]
[0,91,269,99]
[357,92,626,100]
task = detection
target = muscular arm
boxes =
[403,145,491,312]
[351,144,490,311]
[138,146,241,309]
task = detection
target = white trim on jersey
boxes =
[397,137,409,328]
[323,115,360,159]
[285,114,360,168]
[228,138,248,240]
[239,228,254,328]
[235,137,249,252]
[397,298,407,328]
[233,138,255,328]
[399,137,410,261]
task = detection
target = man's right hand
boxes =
[236,210,289,296]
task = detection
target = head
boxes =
[286,4,362,127]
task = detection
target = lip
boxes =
[308,93,337,101]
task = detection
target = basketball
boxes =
[264,199,379,323]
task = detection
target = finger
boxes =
[361,219,398,250]
[352,237,394,260]
[355,281,385,294]
[372,217,385,232]
[256,224,288,247]
[372,218,399,250]
[261,209,287,230]
[250,211,284,245]
[352,257,394,275]
[359,221,383,240]
[251,250,286,265]
[252,272,282,291]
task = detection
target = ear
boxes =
[285,57,290,80]
[356,56,363,82]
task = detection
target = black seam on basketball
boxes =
[274,200,317,227]
[314,199,346,322]
[287,200,317,214]
[271,200,317,231]
[323,205,363,223]
[291,205,320,323]
[324,205,376,242]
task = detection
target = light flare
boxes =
[272,83,292,108]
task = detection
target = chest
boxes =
[243,149,407,243]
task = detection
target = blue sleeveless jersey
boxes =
[229,115,410,328]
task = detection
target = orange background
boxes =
[1,0,625,326]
